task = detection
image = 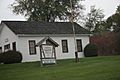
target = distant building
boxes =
[0,21,91,62]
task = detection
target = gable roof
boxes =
[37,37,59,47]
[1,21,91,35]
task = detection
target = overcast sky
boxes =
[0,0,120,22]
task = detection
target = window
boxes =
[62,40,68,53]
[12,42,16,51]
[4,44,10,52]
[0,47,2,53]
[29,40,36,55]
[76,39,82,52]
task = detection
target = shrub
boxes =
[90,32,117,56]
[0,53,3,63]
[84,44,98,57]
[2,50,22,64]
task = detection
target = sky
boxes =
[0,0,120,22]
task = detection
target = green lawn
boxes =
[0,56,120,80]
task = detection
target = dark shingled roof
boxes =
[2,21,91,35]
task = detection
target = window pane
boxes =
[29,40,36,55]
[4,44,10,52]
[62,40,68,53]
[76,39,82,52]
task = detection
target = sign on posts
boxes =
[40,44,56,66]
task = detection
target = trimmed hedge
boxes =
[0,50,22,64]
[84,44,98,57]
[0,53,3,63]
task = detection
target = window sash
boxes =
[62,40,68,53]
[29,40,36,55]
[76,39,82,52]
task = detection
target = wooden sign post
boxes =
[39,44,56,66]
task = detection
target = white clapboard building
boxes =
[0,21,91,62]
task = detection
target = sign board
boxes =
[41,45,56,64]
[42,45,53,58]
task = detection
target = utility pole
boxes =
[69,0,79,62]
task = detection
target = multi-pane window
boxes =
[29,40,36,55]
[62,40,68,53]
[76,39,82,52]
[4,44,10,52]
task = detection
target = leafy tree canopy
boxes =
[106,5,120,32]
[11,0,84,22]
[85,6,105,34]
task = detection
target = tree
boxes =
[93,21,109,34]
[105,5,120,55]
[11,0,84,22]
[85,6,105,33]
[106,5,120,32]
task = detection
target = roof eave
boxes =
[17,33,92,37]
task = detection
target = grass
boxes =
[0,56,120,80]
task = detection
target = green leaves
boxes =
[11,0,82,22]
[106,5,120,32]
[85,6,105,34]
